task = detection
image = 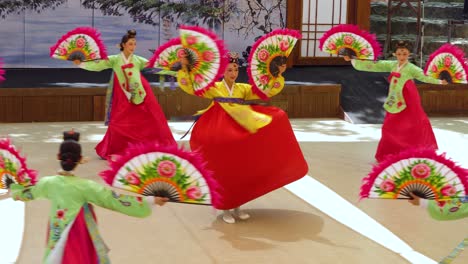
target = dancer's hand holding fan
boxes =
[148,38,183,76]
[147,38,183,90]
[0,138,37,199]
[424,43,468,84]
[177,25,229,96]
[247,28,301,100]
[319,24,382,61]
[50,27,108,63]
[360,149,468,201]
[100,143,221,207]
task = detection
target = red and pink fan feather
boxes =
[319,24,382,60]
[178,25,229,96]
[0,59,5,83]
[148,38,182,71]
[360,148,468,201]
[50,27,108,62]
[0,138,38,189]
[100,143,222,207]
[424,43,468,84]
[247,28,302,100]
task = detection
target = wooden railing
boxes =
[0,85,342,123]
[418,84,468,116]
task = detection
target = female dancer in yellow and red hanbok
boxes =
[177,51,308,223]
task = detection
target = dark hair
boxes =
[394,40,411,52]
[59,140,81,171]
[63,130,80,142]
[269,56,288,77]
[227,52,240,65]
[120,29,137,51]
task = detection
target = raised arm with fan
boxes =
[50,27,108,62]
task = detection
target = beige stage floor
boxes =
[0,118,466,264]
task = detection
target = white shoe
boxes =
[234,208,250,220]
[222,211,236,224]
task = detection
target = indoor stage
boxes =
[0,118,466,264]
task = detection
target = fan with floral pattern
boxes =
[319,24,382,61]
[0,138,37,190]
[177,25,229,96]
[100,143,221,206]
[50,27,108,62]
[247,28,301,100]
[360,149,468,200]
[424,43,468,84]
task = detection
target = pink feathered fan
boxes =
[100,143,221,207]
[247,28,301,100]
[148,38,183,73]
[0,138,37,190]
[0,59,5,83]
[360,149,468,201]
[319,24,382,60]
[424,43,468,84]
[50,27,108,62]
[178,25,229,96]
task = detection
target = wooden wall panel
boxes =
[418,84,468,116]
[0,85,342,123]
[93,96,106,121]
[0,97,22,123]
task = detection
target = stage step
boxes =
[370,1,468,61]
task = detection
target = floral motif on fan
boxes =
[100,143,221,206]
[319,24,382,60]
[148,38,183,75]
[0,138,38,189]
[178,25,229,96]
[360,149,468,200]
[424,44,468,84]
[50,27,108,62]
[247,28,301,100]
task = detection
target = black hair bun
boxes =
[63,130,80,142]
[127,29,137,37]
[395,40,411,50]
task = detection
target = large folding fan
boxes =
[247,28,301,100]
[424,43,468,84]
[178,25,228,96]
[100,143,221,206]
[319,24,382,61]
[50,27,108,62]
[148,38,182,75]
[147,38,183,90]
[0,138,37,190]
[360,149,468,201]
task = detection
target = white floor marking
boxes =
[285,177,436,264]
[0,197,25,264]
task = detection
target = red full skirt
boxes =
[190,103,308,210]
[376,80,438,162]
